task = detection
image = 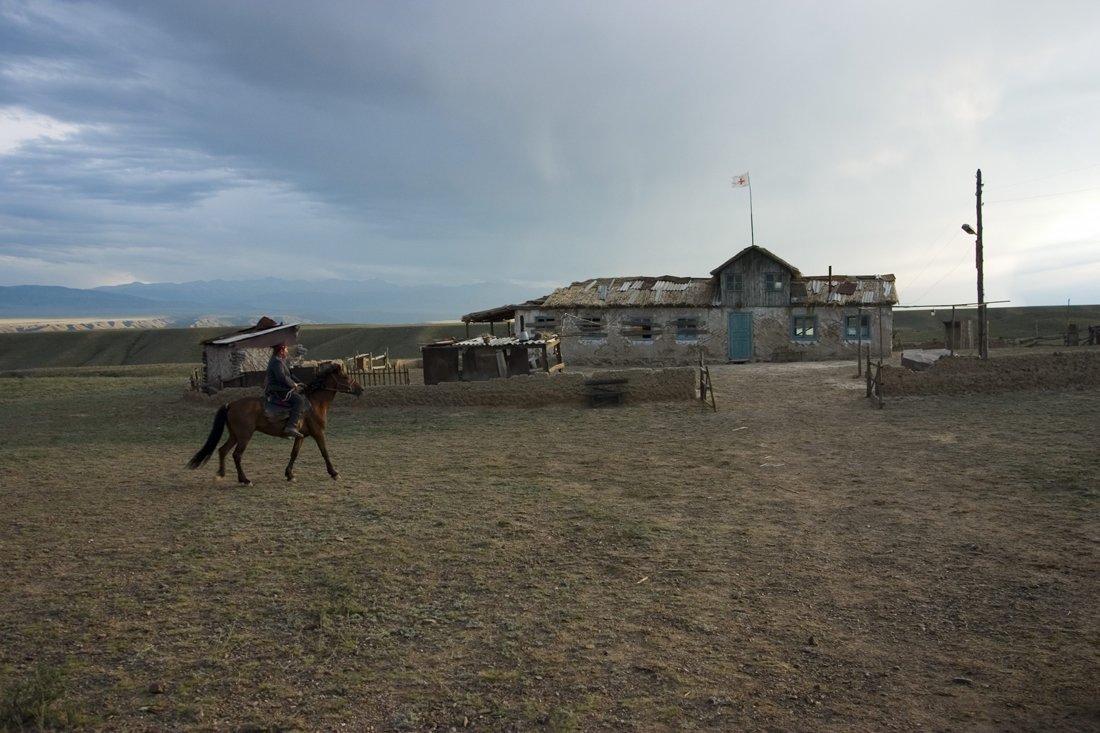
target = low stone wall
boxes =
[878,351,1100,396]
[359,367,697,408]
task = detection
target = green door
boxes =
[728,312,752,361]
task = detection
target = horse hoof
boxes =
[330,473,340,481]
[239,480,253,487]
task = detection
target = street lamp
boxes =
[961,169,987,358]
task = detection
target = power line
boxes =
[987,184,1100,205]
[994,163,1100,189]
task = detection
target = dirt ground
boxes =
[1,359,1098,732]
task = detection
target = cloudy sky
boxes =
[1,0,1098,307]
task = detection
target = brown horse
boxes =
[187,362,364,485]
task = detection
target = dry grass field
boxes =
[1,360,1098,732]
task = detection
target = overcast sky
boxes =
[2,0,1098,307]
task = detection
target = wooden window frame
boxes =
[844,314,871,340]
[621,316,657,342]
[577,314,606,340]
[791,315,817,341]
[674,316,704,341]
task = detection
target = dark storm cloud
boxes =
[0,0,1098,302]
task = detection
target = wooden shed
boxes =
[199,317,300,391]
[421,335,563,385]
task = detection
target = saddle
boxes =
[263,394,310,421]
[263,396,291,420]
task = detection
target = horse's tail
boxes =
[187,404,229,469]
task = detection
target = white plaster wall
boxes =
[203,346,273,387]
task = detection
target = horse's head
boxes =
[307,363,364,397]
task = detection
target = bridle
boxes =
[305,367,362,396]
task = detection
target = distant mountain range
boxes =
[0,278,545,327]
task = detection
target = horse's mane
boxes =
[303,362,345,394]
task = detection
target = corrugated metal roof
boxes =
[204,322,300,346]
[425,335,558,349]
[543,277,717,308]
[798,275,898,306]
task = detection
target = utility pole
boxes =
[975,169,987,359]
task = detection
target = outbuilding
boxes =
[199,317,300,390]
[421,335,563,385]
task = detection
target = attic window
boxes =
[622,316,656,342]
[725,272,743,294]
[766,273,785,292]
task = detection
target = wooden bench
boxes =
[584,377,628,407]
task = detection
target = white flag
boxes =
[732,172,750,188]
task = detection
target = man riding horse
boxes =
[265,343,308,438]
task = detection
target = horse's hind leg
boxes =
[232,435,255,486]
[216,436,238,480]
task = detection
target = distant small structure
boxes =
[198,316,300,391]
[942,318,975,351]
[421,334,563,385]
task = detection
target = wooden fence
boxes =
[347,364,411,387]
[865,348,884,408]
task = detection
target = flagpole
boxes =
[732,172,754,246]
[748,180,755,246]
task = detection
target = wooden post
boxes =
[855,307,863,377]
[865,348,873,397]
[975,169,987,359]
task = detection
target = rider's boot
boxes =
[283,412,304,438]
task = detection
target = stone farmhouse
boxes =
[509,245,898,366]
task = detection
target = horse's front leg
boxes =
[285,437,304,482]
[313,431,339,480]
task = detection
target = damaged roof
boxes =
[202,317,300,346]
[793,275,898,305]
[462,296,548,324]
[542,276,718,309]
[424,335,559,349]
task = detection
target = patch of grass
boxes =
[0,664,84,732]
[2,364,1099,731]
